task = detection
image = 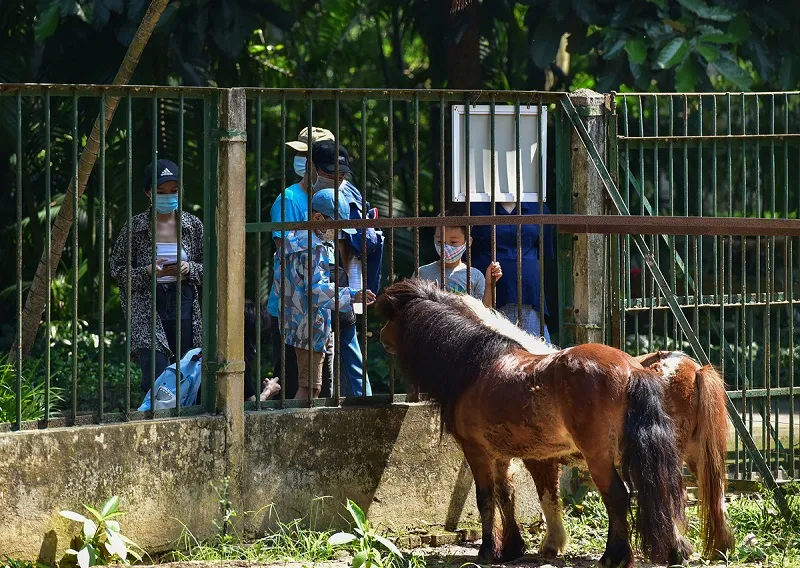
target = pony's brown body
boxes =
[377,279,688,568]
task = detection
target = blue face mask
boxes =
[293,156,307,177]
[154,194,179,214]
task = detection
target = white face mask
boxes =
[293,156,306,177]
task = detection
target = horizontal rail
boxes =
[0,406,208,433]
[625,293,800,311]
[0,83,563,103]
[615,91,800,97]
[249,214,800,237]
[617,133,800,143]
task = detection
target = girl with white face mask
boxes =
[414,211,502,308]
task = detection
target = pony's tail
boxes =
[694,364,735,558]
[621,369,686,564]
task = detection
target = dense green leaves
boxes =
[656,37,688,68]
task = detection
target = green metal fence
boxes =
[3,84,800,512]
[598,93,800,484]
[1,85,219,429]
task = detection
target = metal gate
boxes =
[559,91,799,520]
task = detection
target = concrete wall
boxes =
[0,404,541,562]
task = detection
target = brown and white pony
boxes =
[377,279,687,568]
[453,293,734,560]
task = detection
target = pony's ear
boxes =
[374,291,398,321]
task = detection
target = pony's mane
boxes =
[456,293,559,355]
[376,278,527,432]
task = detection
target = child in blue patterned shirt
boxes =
[274,186,376,399]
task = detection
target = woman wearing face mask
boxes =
[110,159,204,393]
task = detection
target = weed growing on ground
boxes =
[169,495,339,563]
[58,496,143,568]
[328,499,408,568]
[532,482,800,567]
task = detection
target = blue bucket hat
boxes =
[311,187,356,234]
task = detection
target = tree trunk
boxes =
[14,0,171,360]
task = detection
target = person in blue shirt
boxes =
[267,127,336,398]
[468,201,555,342]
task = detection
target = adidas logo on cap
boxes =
[160,167,174,176]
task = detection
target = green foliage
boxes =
[0,354,63,423]
[328,499,410,568]
[59,496,144,568]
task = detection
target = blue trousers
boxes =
[337,323,372,397]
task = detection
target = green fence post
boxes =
[215,88,247,509]
[570,90,607,345]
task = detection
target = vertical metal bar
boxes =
[201,93,219,413]
[388,94,395,400]
[44,92,51,423]
[125,94,132,417]
[669,96,677,339]
[465,99,471,296]
[254,95,262,410]
[361,97,368,400]
[440,95,446,289]
[622,96,631,341]
[740,94,748,475]
[635,96,643,354]
[766,94,775,470]
[306,95,313,405]
[490,96,497,308]
[515,98,522,327]
[279,94,286,407]
[414,94,420,276]
[333,93,341,404]
[15,92,22,430]
[98,94,106,422]
[538,98,545,338]
[683,95,689,305]
[651,95,658,350]
[150,96,158,414]
[789,236,795,477]
[787,95,794,477]
[697,96,704,300]
[72,94,80,422]
[176,94,184,414]
[608,94,621,348]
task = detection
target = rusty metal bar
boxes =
[249,214,800,236]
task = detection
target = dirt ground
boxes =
[140,542,773,568]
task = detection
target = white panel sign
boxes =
[451,104,547,203]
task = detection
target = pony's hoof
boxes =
[599,541,634,568]
[478,542,499,564]
[668,540,692,567]
[538,543,559,557]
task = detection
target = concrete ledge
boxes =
[0,403,541,561]
[243,403,540,535]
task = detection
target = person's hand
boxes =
[146,258,169,276]
[354,289,376,306]
[159,261,190,278]
[486,261,503,284]
[260,377,281,401]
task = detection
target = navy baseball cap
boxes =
[311,141,352,175]
[144,159,180,189]
[311,187,356,234]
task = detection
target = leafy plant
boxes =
[59,496,143,568]
[328,499,405,568]
[0,354,63,423]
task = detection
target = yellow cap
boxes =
[286,126,335,152]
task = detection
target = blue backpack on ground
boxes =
[339,181,384,293]
[138,348,203,411]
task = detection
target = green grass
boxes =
[520,484,800,567]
